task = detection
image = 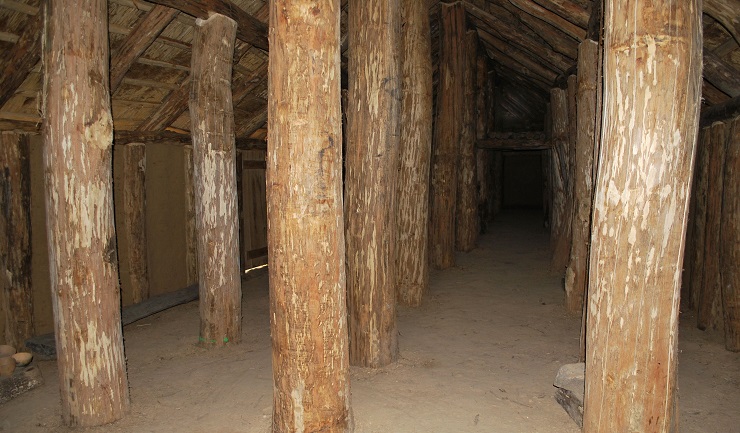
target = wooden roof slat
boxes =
[0,31,20,43]
[506,0,586,40]
[704,0,740,45]
[146,0,268,51]
[530,0,590,29]
[0,5,42,109]
[110,5,180,92]
[0,0,37,15]
[704,49,740,97]
[136,76,190,131]
[479,33,558,84]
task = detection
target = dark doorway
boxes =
[502,150,544,209]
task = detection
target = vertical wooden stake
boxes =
[564,40,599,315]
[721,116,740,352]
[0,132,33,351]
[456,30,480,252]
[475,54,492,230]
[189,14,241,346]
[549,87,568,271]
[42,0,130,425]
[430,2,465,269]
[345,0,401,367]
[268,0,352,430]
[583,0,702,430]
[120,143,149,304]
[698,122,727,331]
[688,129,710,310]
[397,0,433,307]
[184,144,198,285]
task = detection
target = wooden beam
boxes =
[346,0,401,368]
[135,76,190,131]
[0,3,42,108]
[396,0,433,307]
[703,50,740,98]
[0,132,33,351]
[42,0,129,425]
[583,0,702,430]
[267,0,352,429]
[477,31,559,83]
[146,0,268,51]
[688,128,711,311]
[477,137,549,150]
[549,87,571,273]
[118,143,149,304]
[110,5,179,92]
[701,95,740,127]
[114,130,267,150]
[430,2,466,270]
[517,10,579,59]
[507,0,586,40]
[704,0,740,46]
[189,13,241,346]
[530,0,591,29]
[721,116,740,352]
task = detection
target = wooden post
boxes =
[549,87,568,271]
[42,0,130,425]
[345,0,400,367]
[120,143,149,304]
[583,0,702,430]
[698,122,727,331]
[0,132,33,351]
[430,2,465,269]
[564,40,599,315]
[492,151,503,216]
[688,129,710,310]
[267,0,352,430]
[551,78,575,274]
[456,30,479,252]
[183,144,198,285]
[396,0,433,307]
[189,14,241,346]
[721,116,740,352]
[476,52,492,232]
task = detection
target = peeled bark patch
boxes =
[267,1,353,430]
[41,0,130,425]
[583,0,702,431]
[189,13,242,346]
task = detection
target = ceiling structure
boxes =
[0,0,738,139]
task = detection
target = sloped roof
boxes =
[0,0,738,138]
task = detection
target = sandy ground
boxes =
[1,210,738,432]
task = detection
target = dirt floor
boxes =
[1,210,738,432]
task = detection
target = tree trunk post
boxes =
[183,144,198,285]
[476,53,492,232]
[688,129,710,310]
[267,0,353,430]
[42,0,130,425]
[456,30,480,252]
[396,0,433,307]
[549,87,568,272]
[564,40,599,315]
[345,0,401,367]
[0,132,33,351]
[721,116,740,352]
[189,14,241,346]
[120,143,149,304]
[697,122,727,331]
[583,0,702,430]
[430,2,465,269]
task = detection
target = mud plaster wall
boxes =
[0,137,191,341]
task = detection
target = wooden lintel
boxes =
[110,5,179,92]
[0,3,42,108]
[114,130,267,150]
[477,136,550,150]
[146,0,268,51]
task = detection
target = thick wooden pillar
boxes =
[430,2,465,269]
[551,77,576,274]
[345,0,400,367]
[698,122,727,331]
[42,0,130,425]
[267,0,352,430]
[183,144,198,285]
[0,132,33,351]
[549,87,568,270]
[456,30,479,252]
[396,0,433,307]
[583,0,702,430]
[721,116,740,352]
[189,14,241,346]
[475,53,492,231]
[688,130,710,310]
[564,40,599,315]
[120,143,149,304]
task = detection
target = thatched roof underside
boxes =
[0,0,738,138]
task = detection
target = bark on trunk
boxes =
[119,143,149,304]
[721,115,740,352]
[456,31,480,252]
[42,0,130,425]
[549,88,569,272]
[396,0,433,307]
[583,0,702,431]
[189,14,241,346]
[430,2,466,269]
[0,132,33,351]
[267,1,353,430]
[564,40,598,315]
[345,0,400,367]
[698,122,727,332]
[688,130,710,310]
